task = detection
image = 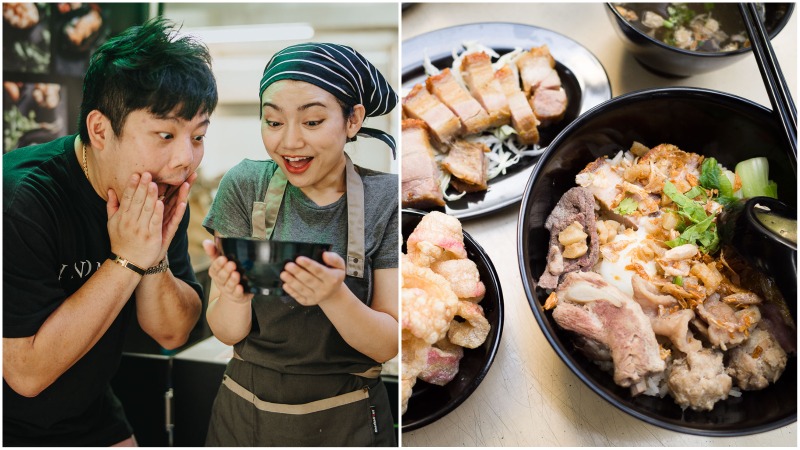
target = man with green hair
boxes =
[3,17,218,446]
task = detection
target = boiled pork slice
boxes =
[495,65,540,145]
[696,293,761,351]
[401,119,445,209]
[440,139,489,193]
[552,271,666,393]
[460,52,511,128]
[426,68,492,135]
[402,83,462,146]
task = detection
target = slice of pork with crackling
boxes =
[426,68,492,136]
[401,119,445,209]
[515,45,561,95]
[538,186,599,290]
[440,138,489,193]
[552,271,666,394]
[460,52,511,128]
[402,83,462,147]
[530,87,568,127]
[494,65,540,145]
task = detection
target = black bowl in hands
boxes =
[401,209,504,432]
[517,87,796,435]
[605,3,795,77]
[215,237,331,296]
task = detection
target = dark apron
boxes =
[206,156,396,447]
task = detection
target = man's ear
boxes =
[346,104,367,139]
[86,109,111,150]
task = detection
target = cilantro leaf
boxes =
[614,197,638,215]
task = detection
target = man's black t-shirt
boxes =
[3,134,203,446]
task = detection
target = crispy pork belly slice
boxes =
[575,156,641,228]
[440,139,489,193]
[553,271,666,392]
[667,348,732,411]
[460,52,511,128]
[495,65,540,145]
[727,325,788,390]
[515,45,560,95]
[531,87,568,126]
[539,186,599,290]
[426,68,492,135]
[401,119,445,209]
[402,83,462,146]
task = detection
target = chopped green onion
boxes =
[614,197,639,215]
[673,276,684,286]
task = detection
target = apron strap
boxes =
[222,375,369,415]
[252,168,289,240]
[344,155,366,278]
[254,157,366,278]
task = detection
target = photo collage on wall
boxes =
[3,3,146,153]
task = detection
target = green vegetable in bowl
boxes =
[735,156,778,199]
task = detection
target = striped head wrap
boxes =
[259,43,399,157]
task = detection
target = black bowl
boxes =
[215,237,331,296]
[517,87,796,436]
[401,209,504,432]
[605,3,795,77]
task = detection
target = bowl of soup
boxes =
[606,2,794,77]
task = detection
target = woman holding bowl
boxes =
[201,43,399,446]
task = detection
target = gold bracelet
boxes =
[109,252,145,276]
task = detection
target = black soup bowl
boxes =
[216,237,331,296]
[402,209,504,432]
[605,3,795,77]
[517,87,796,436]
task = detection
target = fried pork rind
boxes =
[401,256,459,345]
[430,258,486,302]
[401,336,430,414]
[407,211,467,266]
[448,301,490,349]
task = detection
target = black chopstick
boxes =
[738,3,797,158]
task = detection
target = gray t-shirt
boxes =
[203,158,398,272]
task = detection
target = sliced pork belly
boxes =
[515,45,560,95]
[401,119,445,209]
[552,271,665,393]
[440,139,489,193]
[402,83,462,146]
[530,87,568,126]
[460,52,511,128]
[495,65,540,145]
[426,68,492,135]
[539,186,599,290]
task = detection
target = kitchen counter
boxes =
[400,2,797,446]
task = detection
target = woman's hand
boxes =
[202,239,253,305]
[281,251,346,306]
